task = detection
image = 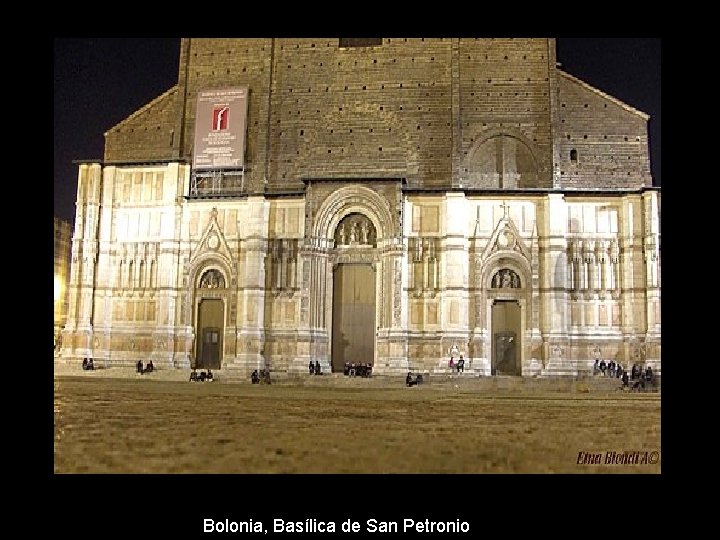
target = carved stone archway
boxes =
[185,260,232,369]
[312,184,395,244]
[304,183,406,374]
[479,252,533,376]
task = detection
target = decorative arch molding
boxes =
[481,251,532,292]
[462,126,550,188]
[190,207,235,279]
[187,253,234,290]
[312,185,395,243]
[183,256,234,326]
[478,208,532,263]
[464,126,540,165]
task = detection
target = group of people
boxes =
[189,369,213,382]
[343,362,373,378]
[81,358,95,371]
[308,360,323,376]
[593,358,656,391]
[136,360,154,374]
[621,363,654,391]
[251,369,271,384]
[449,355,466,373]
[593,359,623,378]
[406,372,425,387]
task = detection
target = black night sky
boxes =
[53,38,661,224]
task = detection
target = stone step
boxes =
[55,364,659,393]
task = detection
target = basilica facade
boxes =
[59,38,660,376]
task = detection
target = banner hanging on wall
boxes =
[192,87,249,170]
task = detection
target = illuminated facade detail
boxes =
[59,39,660,376]
[54,217,72,348]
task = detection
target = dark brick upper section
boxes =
[103,38,652,191]
[104,87,178,162]
[555,71,651,189]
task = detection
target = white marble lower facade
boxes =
[59,163,661,377]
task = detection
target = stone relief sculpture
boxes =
[360,222,369,244]
[334,213,376,246]
[200,269,225,289]
[491,268,521,289]
[338,225,346,245]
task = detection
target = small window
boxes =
[339,38,382,48]
[570,149,578,162]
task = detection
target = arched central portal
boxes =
[332,264,376,371]
[331,212,377,372]
[491,300,521,375]
[193,268,227,370]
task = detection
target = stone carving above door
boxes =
[334,213,377,247]
[491,268,521,289]
[200,269,226,289]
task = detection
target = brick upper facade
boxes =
[104,38,651,192]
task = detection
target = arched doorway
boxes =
[488,267,524,376]
[331,213,377,372]
[194,269,226,369]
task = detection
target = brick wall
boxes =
[555,71,651,189]
[268,38,452,189]
[104,87,178,162]
[104,38,652,192]
[458,38,554,188]
[175,38,273,192]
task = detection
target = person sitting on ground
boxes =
[137,360,144,374]
[308,360,315,375]
[406,372,416,387]
[251,369,260,384]
[206,369,214,382]
[632,373,646,391]
[145,360,154,373]
[314,360,321,375]
[189,369,198,382]
[198,371,207,382]
[457,356,465,373]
